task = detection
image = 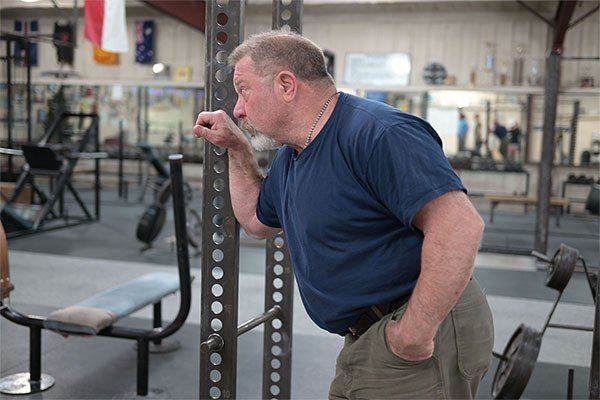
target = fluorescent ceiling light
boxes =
[20,0,43,3]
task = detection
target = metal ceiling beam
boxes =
[141,0,206,32]
[516,0,553,26]
[534,0,578,253]
[552,0,578,52]
[568,4,599,29]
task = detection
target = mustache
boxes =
[239,119,259,137]
[238,119,280,151]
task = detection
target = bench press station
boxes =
[0,155,193,396]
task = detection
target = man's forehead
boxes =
[234,56,255,77]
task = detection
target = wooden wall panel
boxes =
[0,5,596,89]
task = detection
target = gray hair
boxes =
[229,30,333,84]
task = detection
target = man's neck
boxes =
[288,85,339,153]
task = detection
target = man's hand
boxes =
[385,317,434,361]
[193,110,248,151]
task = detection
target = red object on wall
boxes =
[84,0,105,48]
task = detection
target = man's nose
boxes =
[233,96,245,119]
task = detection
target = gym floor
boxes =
[1,187,598,399]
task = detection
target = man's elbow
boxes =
[244,227,269,240]
[242,218,280,240]
[469,212,485,242]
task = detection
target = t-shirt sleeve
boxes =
[365,122,466,228]
[256,173,282,228]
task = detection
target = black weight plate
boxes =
[186,208,203,249]
[492,324,542,399]
[545,244,579,292]
[136,204,167,244]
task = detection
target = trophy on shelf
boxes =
[481,42,496,86]
[470,64,478,86]
[499,60,509,86]
[512,44,525,86]
[528,58,543,86]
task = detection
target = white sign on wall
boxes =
[344,53,411,86]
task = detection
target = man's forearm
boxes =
[401,217,483,341]
[227,142,264,229]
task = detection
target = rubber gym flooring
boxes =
[1,187,598,399]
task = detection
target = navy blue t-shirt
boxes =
[257,93,465,335]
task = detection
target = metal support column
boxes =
[263,5,301,398]
[420,91,428,120]
[25,38,32,142]
[485,100,491,157]
[94,120,101,220]
[200,2,244,399]
[6,39,13,177]
[524,94,533,163]
[118,120,124,199]
[568,100,580,166]
[589,273,599,399]
[136,88,143,184]
[534,52,561,253]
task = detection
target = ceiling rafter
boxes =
[141,0,207,32]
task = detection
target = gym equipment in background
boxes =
[491,244,598,399]
[135,143,201,250]
[0,154,193,396]
[0,112,106,238]
[585,183,599,215]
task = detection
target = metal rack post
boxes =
[200,2,244,399]
[261,2,302,399]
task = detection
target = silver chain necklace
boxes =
[304,91,340,149]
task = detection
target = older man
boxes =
[194,31,493,399]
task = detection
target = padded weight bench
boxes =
[0,156,193,397]
[486,195,570,227]
[44,272,181,335]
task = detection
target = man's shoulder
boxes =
[336,94,428,146]
[340,93,422,128]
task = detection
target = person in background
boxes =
[508,121,522,163]
[194,30,493,399]
[457,112,469,152]
[492,120,508,160]
[473,113,483,155]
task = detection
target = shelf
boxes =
[0,77,204,89]
[339,83,600,96]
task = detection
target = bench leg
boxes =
[490,202,497,223]
[153,302,162,346]
[137,338,149,396]
[0,327,54,394]
[30,326,41,382]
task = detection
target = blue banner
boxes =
[135,20,154,64]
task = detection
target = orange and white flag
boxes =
[84,0,129,53]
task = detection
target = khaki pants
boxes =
[329,279,494,399]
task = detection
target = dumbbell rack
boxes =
[491,244,598,399]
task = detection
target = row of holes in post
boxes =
[209,236,287,332]
[200,236,291,398]
[208,4,231,396]
[277,0,296,32]
[268,234,288,398]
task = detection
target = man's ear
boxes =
[274,71,297,101]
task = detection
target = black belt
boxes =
[346,295,410,340]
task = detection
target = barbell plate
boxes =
[492,323,542,399]
[545,244,579,292]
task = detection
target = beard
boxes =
[239,119,281,151]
